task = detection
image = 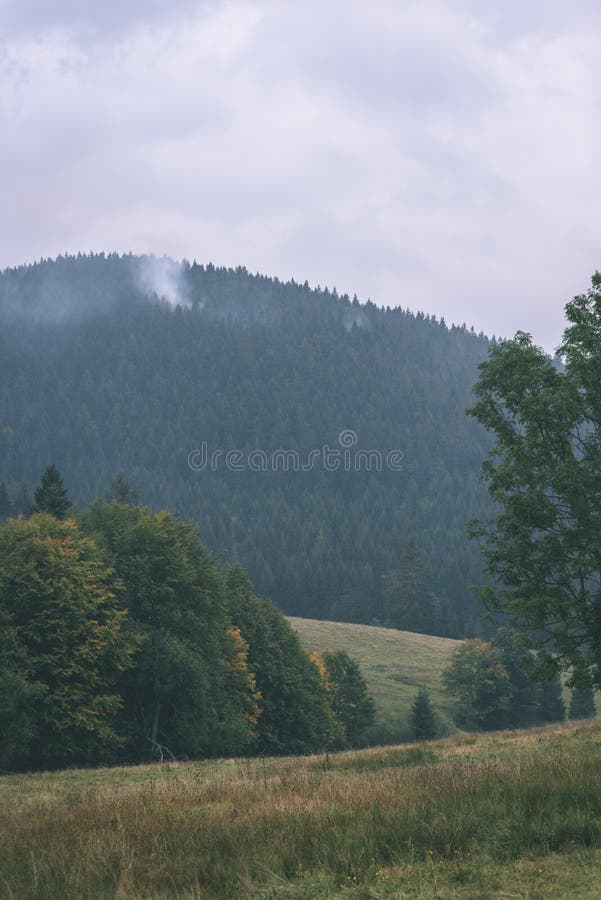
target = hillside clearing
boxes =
[289,616,460,739]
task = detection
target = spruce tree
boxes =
[0,481,11,521]
[492,628,539,728]
[382,539,439,635]
[410,687,437,740]
[32,465,72,519]
[110,473,139,506]
[569,687,596,720]
[13,485,32,516]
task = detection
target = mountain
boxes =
[0,253,493,635]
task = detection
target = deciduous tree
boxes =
[311,648,375,747]
[443,639,510,731]
[0,513,134,769]
[469,274,601,687]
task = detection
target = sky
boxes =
[1,0,600,350]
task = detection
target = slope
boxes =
[0,253,494,634]
[289,616,460,740]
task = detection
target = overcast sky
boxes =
[1,0,599,349]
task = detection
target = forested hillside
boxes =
[0,253,494,635]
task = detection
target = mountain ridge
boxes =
[0,252,494,635]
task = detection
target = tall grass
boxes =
[1,722,601,898]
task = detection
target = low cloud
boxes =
[135,255,191,308]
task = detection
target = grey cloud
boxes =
[0,0,599,351]
[0,0,210,41]
[454,0,601,38]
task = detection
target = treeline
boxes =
[0,469,374,772]
[442,632,597,732]
[0,253,494,637]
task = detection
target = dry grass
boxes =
[2,720,601,898]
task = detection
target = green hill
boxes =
[289,616,460,740]
[0,253,493,635]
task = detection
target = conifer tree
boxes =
[410,687,437,740]
[382,539,440,635]
[569,686,596,720]
[12,485,32,517]
[492,627,539,728]
[110,473,139,506]
[0,481,11,520]
[32,465,72,519]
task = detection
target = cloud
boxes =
[136,255,191,308]
[0,0,208,41]
[0,0,599,349]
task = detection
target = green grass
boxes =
[288,616,460,740]
[3,720,601,898]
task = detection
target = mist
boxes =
[135,256,191,309]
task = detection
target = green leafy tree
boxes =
[443,639,511,731]
[311,648,376,747]
[469,273,601,687]
[536,673,566,724]
[491,628,540,728]
[32,465,72,519]
[569,686,596,720]
[85,501,259,760]
[225,565,336,755]
[0,668,46,771]
[0,513,134,769]
[409,687,437,740]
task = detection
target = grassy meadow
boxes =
[289,616,460,740]
[3,720,601,898]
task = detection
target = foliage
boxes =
[0,486,367,769]
[569,686,596,720]
[0,513,134,769]
[442,639,511,731]
[0,668,46,771]
[409,686,437,739]
[536,673,566,724]
[32,464,73,519]
[225,565,337,754]
[469,273,601,685]
[84,501,260,760]
[490,627,540,728]
[290,615,458,743]
[0,253,494,635]
[311,648,375,747]
[381,538,453,636]
[109,473,139,505]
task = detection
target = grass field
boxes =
[288,616,461,740]
[3,720,601,898]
